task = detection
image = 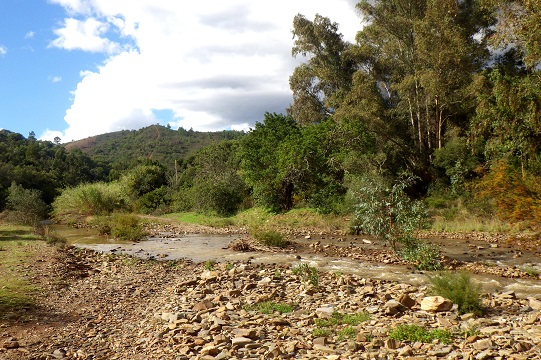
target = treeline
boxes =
[4,0,541,229]
[0,130,108,209]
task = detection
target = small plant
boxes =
[226,262,235,270]
[251,228,289,248]
[204,260,216,271]
[429,272,484,315]
[110,213,146,241]
[522,266,540,277]
[460,325,480,338]
[292,263,319,287]
[399,240,443,271]
[245,301,294,314]
[389,324,453,344]
[312,328,332,337]
[337,326,357,341]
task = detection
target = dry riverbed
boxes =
[1,225,541,359]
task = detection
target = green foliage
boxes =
[351,175,428,251]
[429,272,484,315]
[399,241,443,271]
[313,311,370,340]
[6,182,48,226]
[110,213,146,241]
[245,301,294,315]
[52,182,128,218]
[204,260,216,271]
[292,263,319,287]
[250,228,289,248]
[312,328,332,338]
[337,326,358,341]
[388,324,454,344]
[121,162,167,198]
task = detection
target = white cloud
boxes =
[49,17,120,53]
[25,31,35,39]
[51,76,62,83]
[0,45,7,56]
[48,0,362,141]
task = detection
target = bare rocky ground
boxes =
[2,225,541,359]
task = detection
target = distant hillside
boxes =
[65,125,245,172]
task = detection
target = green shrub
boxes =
[292,263,319,287]
[389,324,453,344]
[399,240,443,271]
[429,272,484,315]
[6,183,48,226]
[251,228,289,248]
[53,182,128,217]
[337,326,358,341]
[110,214,146,241]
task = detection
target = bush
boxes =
[351,175,428,251]
[292,263,319,287]
[399,240,443,271]
[250,228,289,248]
[429,272,484,315]
[52,182,128,218]
[110,214,146,241]
[6,182,48,226]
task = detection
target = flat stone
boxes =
[313,344,336,354]
[232,337,253,347]
[420,296,453,312]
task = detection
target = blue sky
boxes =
[0,0,360,143]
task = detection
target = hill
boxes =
[65,125,245,173]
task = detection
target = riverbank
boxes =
[2,238,541,359]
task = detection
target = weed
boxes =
[292,263,319,287]
[429,272,484,315]
[389,324,453,344]
[245,301,294,314]
[110,213,147,241]
[337,326,358,341]
[226,262,235,270]
[204,260,216,271]
[522,266,540,277]
[399,241,442,271]
[460,325,480,338]
[251,228,289,248]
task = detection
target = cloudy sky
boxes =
[0,0,361,142]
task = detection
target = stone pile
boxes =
[2,247,541,359]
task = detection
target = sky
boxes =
[0,0,362,143]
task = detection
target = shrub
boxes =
[351,175,428,251]
[399,241,443,271]
[292,263,319,287]
[429,272,484,315]
[389,324,453,344]
[52,182,128,217]
[6,182,48,226]
[110,213,146,241]
[251,228,289,248]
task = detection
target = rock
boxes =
[528,297,541,310]
[398,293,417,308]
[420,296,453,312]
[232,337,253,347]
[384,299,408,315]
[2,340,19,349]
[385,338,401,349]
[473,338,493,350]
[193,300,214,312]
[313,344,337,354]
[313,337,327,346]
[52,348,67,359]
[316,306,335,318]
[231,328,257,339]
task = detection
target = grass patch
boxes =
[110,213,147,241]
[389,324,454,344]
[312,311,370,340]
[0,225,42,320]
[161,212,234,227]
[399,241,443,271]
[204,259,216,271]
[245,301,294,314]
[429,271,485,315]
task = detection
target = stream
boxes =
[59,226,541,299]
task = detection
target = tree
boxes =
[6,182,48,226]
[239,113,302,211]
[288,14,357,124]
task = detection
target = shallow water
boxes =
[58,225,541,298]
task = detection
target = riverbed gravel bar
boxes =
[2,243,541,359]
